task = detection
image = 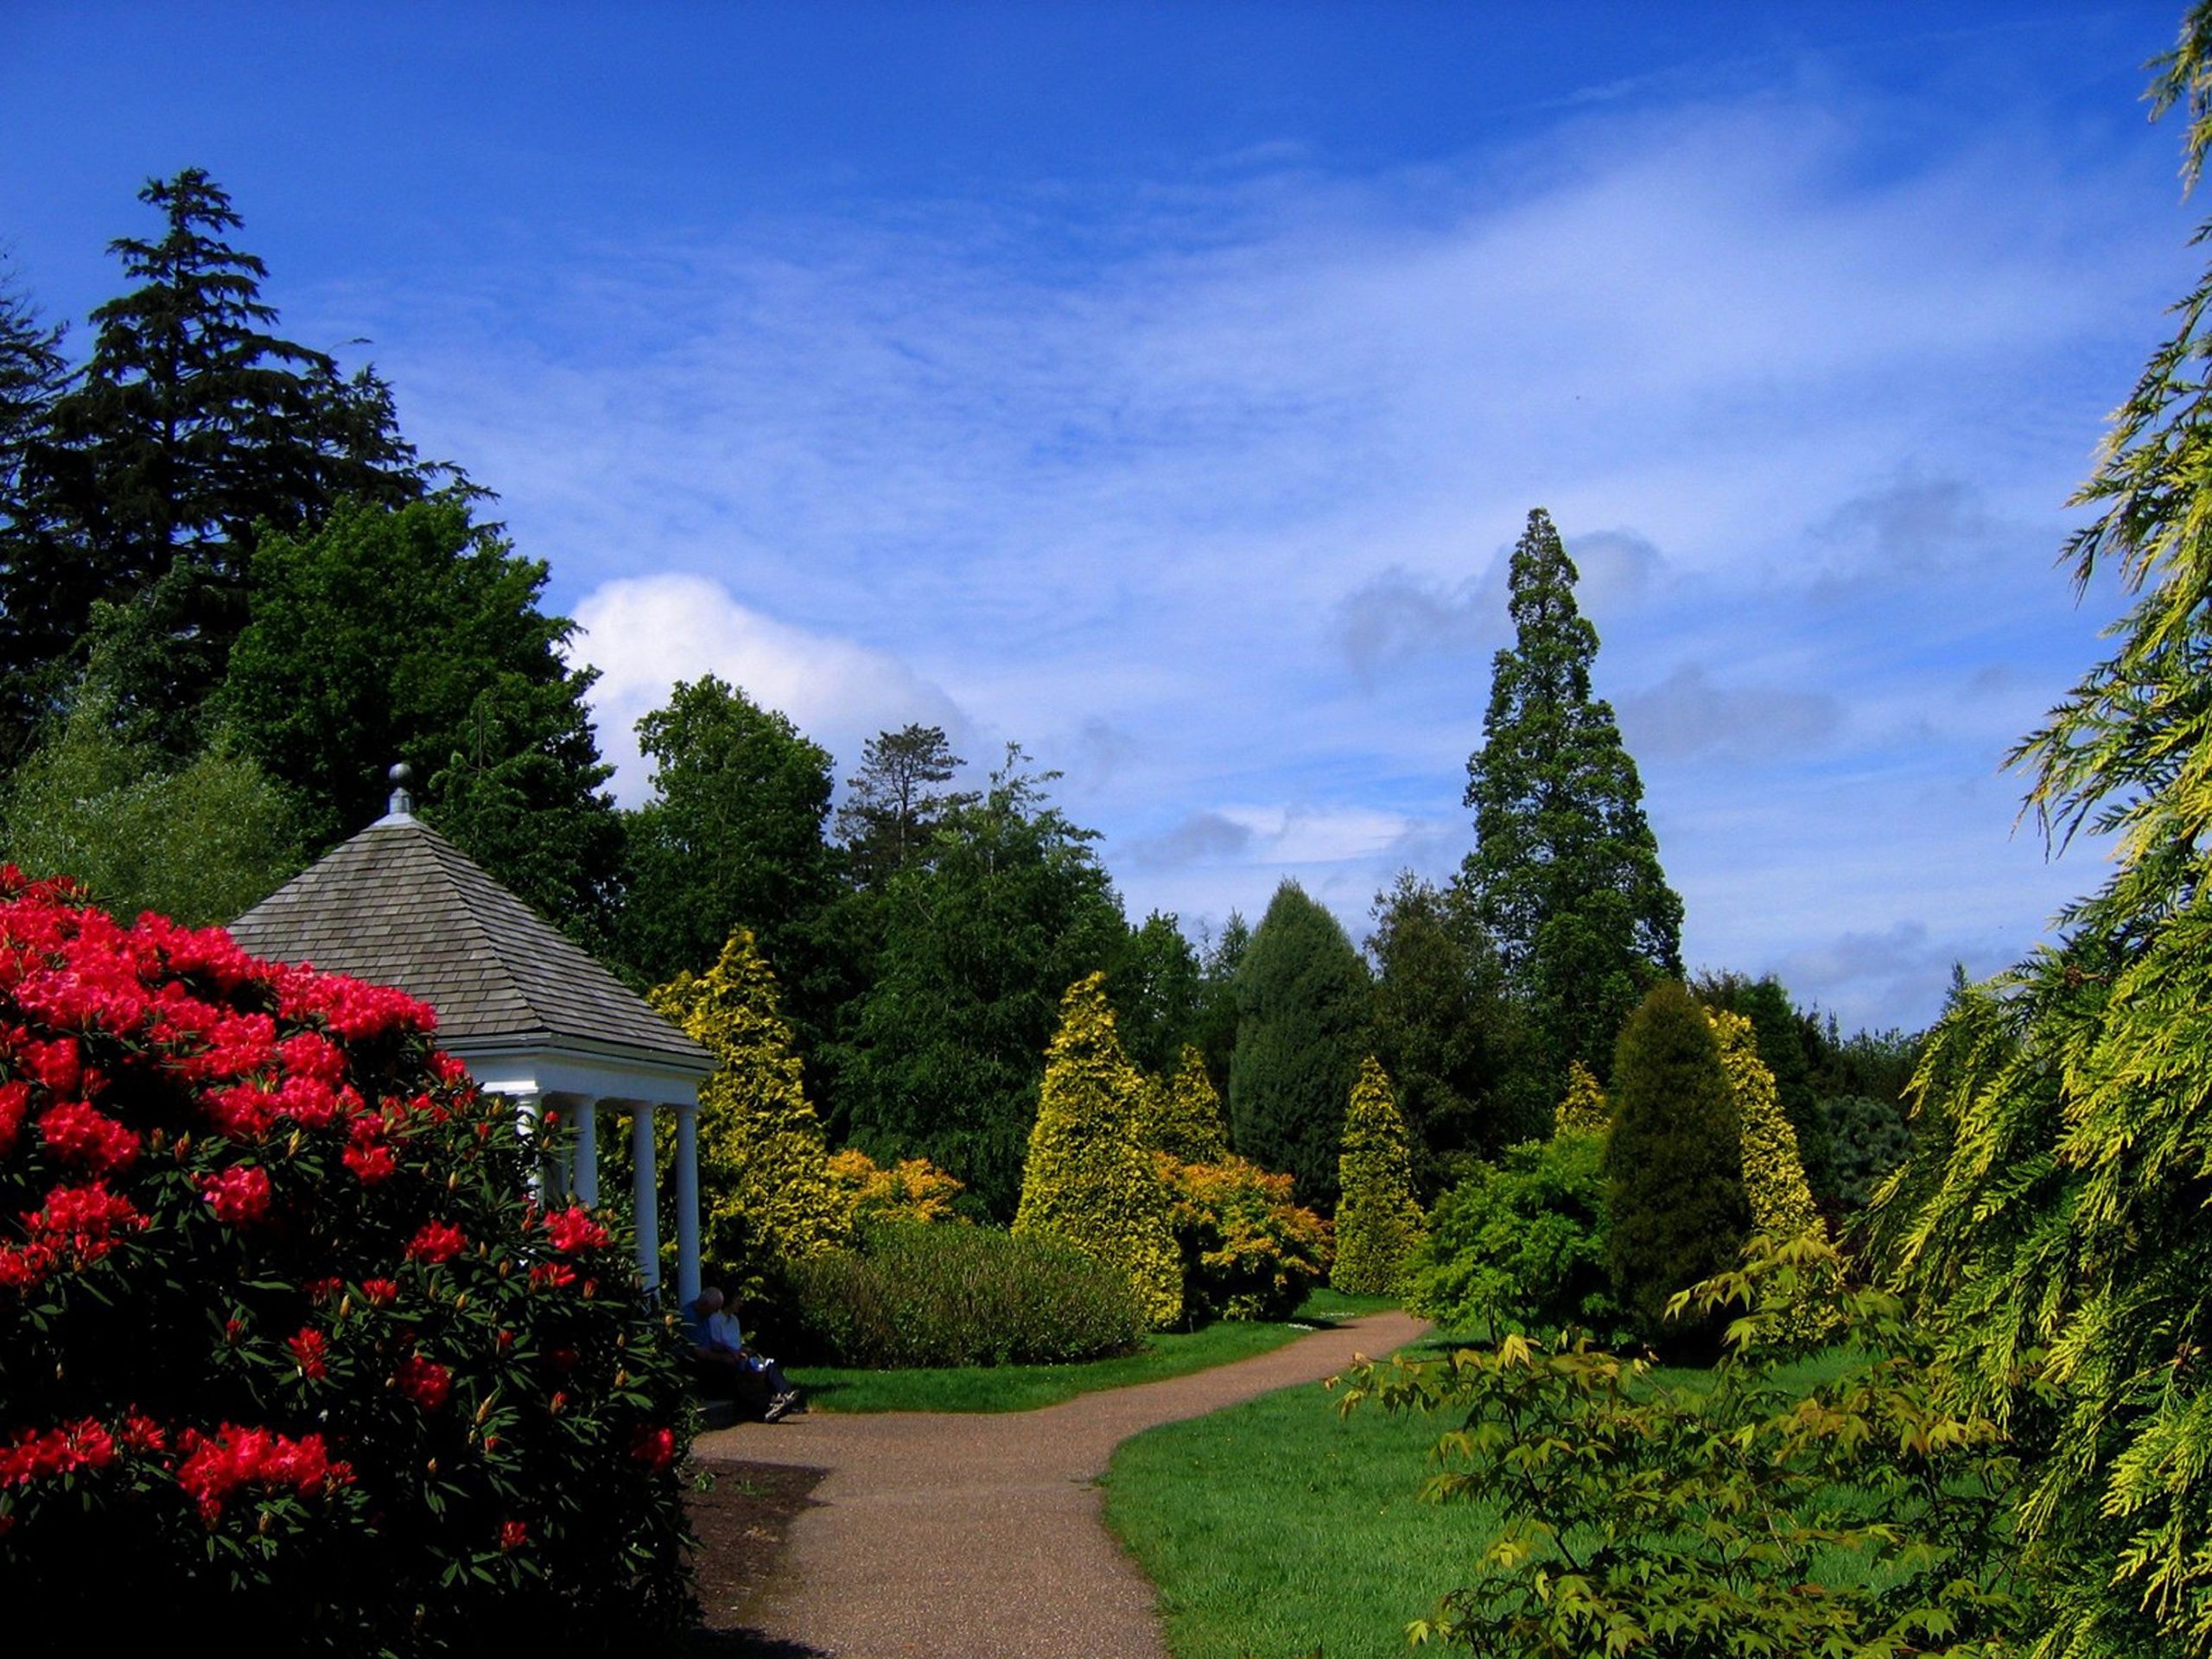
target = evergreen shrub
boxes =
[1012,974,1182,1327]
[0,874,693,1653]
[1160,1155,1331,1322]
[1406,1129,1623,1343]
[786,1224,1141,1368]
[1332,1056,1427,1296]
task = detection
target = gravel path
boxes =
[690,1310,1431,1659]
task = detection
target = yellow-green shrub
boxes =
[1707,1007,1823,1243]
[1554,1059,1609,1135]
[647,928,844,1300]
[1135,1044,1230,1164]
[1160,1154,1332,1321]
[1013,973,1183,1327]
[824,1147,966,1231]
[1332,1055,1427,1296]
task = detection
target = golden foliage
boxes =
[1134,1044,1230,1164]
[1332,1055,1427,1296]
[823,1147,966,1230]
[1554,1059,1610,1135]
[647,929,845,1300]
[1012,973,1183,1327]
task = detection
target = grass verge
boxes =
[1103,1355,1478,1659]
[785,1289,1390,1414]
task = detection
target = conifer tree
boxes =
[1603,981,1747,1347]
[1707,1007,1822,1245]
[1012,973,1182,1328]
[648,929,844,1300]
[1230,880,1371,1207]
[1333,1056,1427,1295]
[1867,16,2212,1649]
[833,722,976,890]
[1459,508,1681,1100]
[0,266,70,762]
[1135,1044,1230,1165]
[1554,1059,1609,1135]
[17,169,431,754]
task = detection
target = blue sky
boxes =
[4,3,2201,1032]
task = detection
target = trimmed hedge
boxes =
[787,1223,1142,1368]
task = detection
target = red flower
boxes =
[198,1165,273,1227]
[0,1079,29,1154]
[405,1220,468,1263]
[0,1418,116,1487]
[528,1262,576,1293]
[498,1519,528,1552]
[360,1278,399,1306]
[543,1204,609,1254]
[37,1097,141,1173]
[173,1424,349,1522]
[627,1425,676,1472]
[394,1354,452,1412]
[287,1327,328,1381]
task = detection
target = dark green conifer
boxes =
[1229,880,1371,1208]
[1459,508,1681,1100]
[1602,980,1747,1348]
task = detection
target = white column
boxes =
[571,1096,600,1207]
[513,1091,545,1195]
[629,1103,660,1298]
[673,1099,702,1313]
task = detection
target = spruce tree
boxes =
[648,930,844,1300]
[1459,508,1681,1100]
[1229,880,1372,1208]
[1332,1057,1427,1296]
[1603,981,1747,1348]
[1012,974,1182,1328]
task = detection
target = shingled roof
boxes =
[229,809,711,1070]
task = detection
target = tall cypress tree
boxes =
[1603,980,1747,1350]
[1459,507,1681,1097]
[1229,880,1371,1209]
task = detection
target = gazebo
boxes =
[229,770,715,1309]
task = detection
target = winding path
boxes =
[690,1310,1430,1658]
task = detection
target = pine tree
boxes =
[1554,1060,1609,1135]
[20,169,430,754]
[1707,1008,1822,1244]
[1012,974,1182,1328]
[648,930,845,1301]
[1229,880,1371,1208]
[833,722,976,890]
[1603,981,1747,1348]
[1135,1044,1230,1165]
[1459,508,1682,1100]
[1332,1057,1427,1296]
[1866,16,2212,1649]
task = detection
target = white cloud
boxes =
[569,574,968,804]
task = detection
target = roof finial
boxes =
[385,761,416,821]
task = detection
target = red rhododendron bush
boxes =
[0,873,693,1653]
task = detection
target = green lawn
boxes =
[1103,1351,1480,1659]
[1104,1338,1924,1659]
[785,1289,1391,1414]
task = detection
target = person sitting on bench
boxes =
[693,1286,800,1421]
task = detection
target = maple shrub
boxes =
[1160,1155,1331,1323]
[0,873,692,1654]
